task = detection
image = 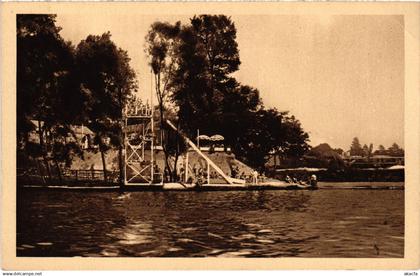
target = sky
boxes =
[56,14,404,151]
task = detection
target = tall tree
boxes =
[171,15,241,136]
[362,144,369,157]
[368,143,374,160]
[17,14,81,178]
[219,83,262,148]
[278,114,311,159]
[232,109,309,170]
[388,143,404,157]
[374,144,387,155]
[76,32,137,183]
[350,137,363,156]
[145,21,181,180]
[190,15,241,113]
[147,15,310,171]
[170,24,210,136]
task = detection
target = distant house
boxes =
[27,120,44,144]
[69,125,95,149]
[342,154,404,168]
[370,155,404,166]
[28,120,95,149]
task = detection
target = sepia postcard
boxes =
[1,1,419,271]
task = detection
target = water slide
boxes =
[166,120,246,185]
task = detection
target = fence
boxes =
[62,169,119,182]
[18,162,120,186]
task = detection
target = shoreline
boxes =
[18,181,404,192]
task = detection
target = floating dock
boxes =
[20,180,404,191]
[20,180,318,191]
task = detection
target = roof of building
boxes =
[371,155,403,159]
[70,125,94,136]
[29,120,94,136]
[30,119,44,129]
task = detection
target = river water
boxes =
[17,182,404,258]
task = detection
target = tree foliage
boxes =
[146,15,310,170]
[17,15,137,184]
[145,22,182,180]
[76,32,137,121]
[350,137,364,156]
[17,14,82,172]
[75,32,137,182]
[387,143,404,157]
[352,140,405,157]
[306,143,345,170]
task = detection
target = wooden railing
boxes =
[63,169,119,182]
[18,166,120,184]
[125,104,152,117]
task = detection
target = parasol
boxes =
[197,135,211,140]
[210,134,225,141]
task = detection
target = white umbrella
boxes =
[210,134,224,141]
[197,134,211,140]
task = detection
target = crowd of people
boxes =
[152,161,317,188]
[285,174,318,188]
[126,101,152,117]
[230,165,265,184]
[152,162,266,185]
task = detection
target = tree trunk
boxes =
[173,153,180,182]
[38,120,52,183]
[51,134,63,183]
[172,126,182,182]
[100,148,108,183]
[155,72,173,183]
[118,145,124,187]
[118,88,125,187]
[163,148,172,182]
[44,159,52,184]
[54,159,63,183]
[159,105,172,182]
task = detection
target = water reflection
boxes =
[17,186,404,257]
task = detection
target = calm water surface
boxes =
[17,182,404,257]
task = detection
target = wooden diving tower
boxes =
[123,101,156,186]
[122,102,244,188]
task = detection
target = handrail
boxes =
[166,120,234,185]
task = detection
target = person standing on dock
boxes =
[252,170,258,185]
[180,167,185,183]
[310,174,318,188]
[231,165,238,178]
[192,164,197,176]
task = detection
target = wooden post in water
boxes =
[37,159,46,185]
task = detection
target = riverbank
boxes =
[269,167,404,182]
[19,180,403,192]
[17,148,405,193]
